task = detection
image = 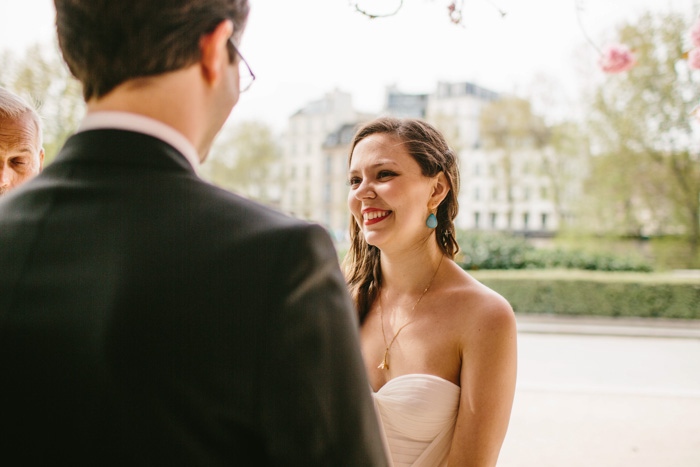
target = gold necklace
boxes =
[377,255,444,370]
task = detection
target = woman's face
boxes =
[348,133,436,252]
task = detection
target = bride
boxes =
[344,117,517,467]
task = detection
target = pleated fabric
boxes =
[373,374,460,467]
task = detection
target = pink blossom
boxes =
[447,2,462,24]
[689,48,700,70]
[690,19,700,48]
[691,103,700,124]
[598,43,636,74]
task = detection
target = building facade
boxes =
[320,123,360,242]
[280,82,586,239]
[280,89,368,225]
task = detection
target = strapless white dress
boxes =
[372,374,461,467]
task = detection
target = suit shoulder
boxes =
[198,182,295,225]
[198,181,333,242]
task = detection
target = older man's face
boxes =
[0,113,44,195]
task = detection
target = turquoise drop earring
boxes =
[426,213,438,229]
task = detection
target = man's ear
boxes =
[199,19,234,85]
[38,148,45,171]
[429,171,450,210]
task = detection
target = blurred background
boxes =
[2,1,699,465]
[2,0,699,273]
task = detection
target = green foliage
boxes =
[457,231,531,269]
[476,95,589,232]
[456,231,653,272]
[471,269,700,320]
[582,11,700,263]
[201,120,282,206]
[648,236,700,270]
[0,42,85,164]
[480,97,549,150]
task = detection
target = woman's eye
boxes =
[348,177,361,186]
[377,171,396,179]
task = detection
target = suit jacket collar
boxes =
[77,111,200,171]
[54,129,197,175]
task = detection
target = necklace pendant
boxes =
[378,349,389,370]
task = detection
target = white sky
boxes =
[0,0,696,132]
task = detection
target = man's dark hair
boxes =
[54,0,250,101]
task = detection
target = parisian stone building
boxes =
[280,82,586,242]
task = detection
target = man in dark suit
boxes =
[0,1,388,465]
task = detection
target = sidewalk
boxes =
[504,314,700,467]
[515,313,700,339]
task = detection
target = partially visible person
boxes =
[344,117,517,467]
[0,1,388,465]
[0,86,44,195]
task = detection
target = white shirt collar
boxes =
[77,111,200,171]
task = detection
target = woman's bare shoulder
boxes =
[442,263,516,338]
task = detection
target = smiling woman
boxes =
[343,116,518,467]
[347,132,445,252]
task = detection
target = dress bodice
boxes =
[372,374,460,467]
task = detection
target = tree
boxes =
[543,121,590,226]
[0,42,85,163]
[201,121,283,207]
[350,0,506,25]
[584,11,700,264]
[479,95,590,232]
[479,96,550,222]
[1,42,284,210]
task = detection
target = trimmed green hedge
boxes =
[470,270,700,319]
[456,231,653,272]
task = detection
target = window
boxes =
[490,212,497,229]
[523,212,530,230]
[541,213,548,230]
[325,155,332,175]
[474,212,481,229]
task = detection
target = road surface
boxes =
[498,316,700,467]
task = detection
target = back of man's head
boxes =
[54,0,250,101]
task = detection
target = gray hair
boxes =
[0,87,43,146]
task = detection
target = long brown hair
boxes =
[343,117,460,324]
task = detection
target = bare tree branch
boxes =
[350,0,403,19]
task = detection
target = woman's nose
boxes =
[354,179,376,200]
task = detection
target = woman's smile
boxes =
[363,209,392,225]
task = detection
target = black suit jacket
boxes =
[0,130,387,466]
